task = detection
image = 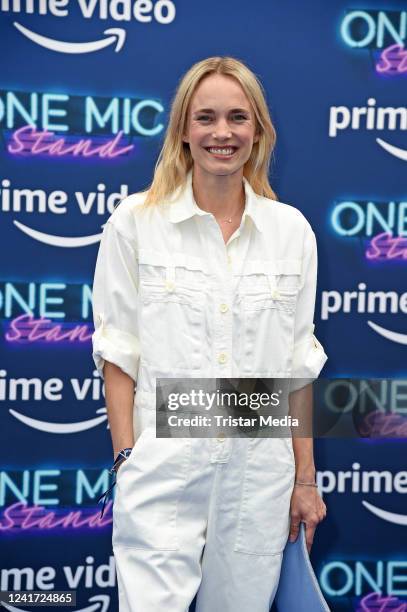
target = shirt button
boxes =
[218,352,228,364]
[227,255,232,265]
[271,289,280,299]
[219,303,229,313]
[217,433,226,442]
[165,280,175,291]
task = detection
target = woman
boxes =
[92,56,328,611]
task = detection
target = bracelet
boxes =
[97,447,134,519]
[295,480,318,487]
[109,447,133,475]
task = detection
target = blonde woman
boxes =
[92,56,328,611]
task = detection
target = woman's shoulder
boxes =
[106,190,149,240]
[112,190,149,216]
[257,194,313,234]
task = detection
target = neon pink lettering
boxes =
[8,125,134,158]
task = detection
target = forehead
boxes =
[190,74,251,111]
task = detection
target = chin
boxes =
[194,161,244,177]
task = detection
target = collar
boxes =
[167,168,264,233]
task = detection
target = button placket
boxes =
[200,213,251,374]
[210,435,231,463]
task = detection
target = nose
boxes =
[213,118,232,140]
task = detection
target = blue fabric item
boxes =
[273,522,331,611]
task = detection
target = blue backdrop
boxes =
[1,1,406,610]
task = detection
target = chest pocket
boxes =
[237,259,302,375]
[138,249,208,373]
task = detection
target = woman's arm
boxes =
[289,382,326,552]
[104,361,136,459]
[290,383,315,481]
[287,220,328,551]
[91,208,142,464]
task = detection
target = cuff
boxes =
[290,334,328,392]
[92,325,141,383]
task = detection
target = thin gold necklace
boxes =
[220,202,245,223]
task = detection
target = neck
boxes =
[191,166,245,217]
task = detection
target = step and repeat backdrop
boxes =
[1,1,406,610]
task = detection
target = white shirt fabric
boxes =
[91,168,328,408]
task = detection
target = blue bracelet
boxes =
[97,447,133,518]
[109,447,133,475]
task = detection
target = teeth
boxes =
[208,147,235,155]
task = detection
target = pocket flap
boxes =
[138,249,168,267]
[138,249,207,272]
[242,259,302,276]
[276,259,302,275]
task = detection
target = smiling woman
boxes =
[92,55,328,612]
[188,106,254,164]
[181,74,261,196]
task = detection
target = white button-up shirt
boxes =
[92,169,327,408]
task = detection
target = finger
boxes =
[305,521,317,553]
[289,520,301,542]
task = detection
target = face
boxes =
[182,73,260,178]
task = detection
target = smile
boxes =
[205,146,238,157]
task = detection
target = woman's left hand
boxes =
[288,483,327,553]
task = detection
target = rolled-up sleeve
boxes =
[291,221,328,385]
[91,218,140,383]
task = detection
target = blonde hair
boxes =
[141,56,277,206]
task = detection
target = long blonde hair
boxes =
[141,56,277,205]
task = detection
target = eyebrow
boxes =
[192,108,250,114]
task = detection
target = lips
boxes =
[204,146,239,158]
[204,146,238,152]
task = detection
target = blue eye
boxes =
[195,113,248,123]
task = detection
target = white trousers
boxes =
[112,406,295,612]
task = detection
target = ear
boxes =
[253,131,260,144]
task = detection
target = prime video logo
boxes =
[0,179,132,247]
[4,370,109,434]
[318,462,407,526]
[329,98,407,161]
[321,284,407,345]
[1,0,176,54]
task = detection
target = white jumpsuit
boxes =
[91,169,328,611]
